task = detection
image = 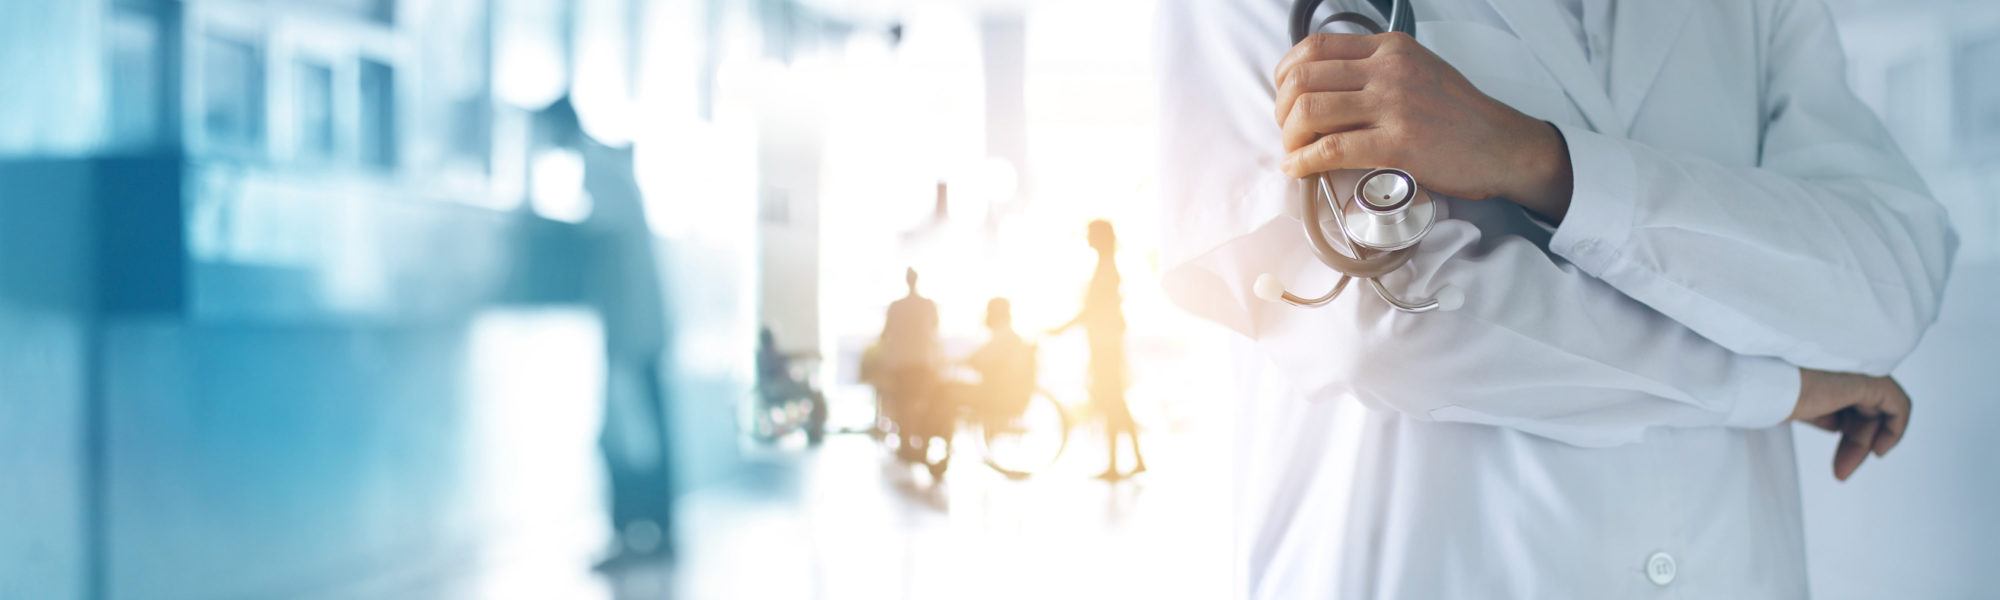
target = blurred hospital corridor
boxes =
[4,0,1999,598]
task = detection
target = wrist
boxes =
[1792,368,1858,421]
[1504,119,1574,221]
[1790,368,1816,421]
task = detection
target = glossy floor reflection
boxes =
[384,420,1234,600]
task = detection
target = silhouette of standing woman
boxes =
[1051,220,1146,480]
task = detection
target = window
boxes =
[109,10,164,148]
[293,60,336,160]
[201,35,267,154]
[359,58,398,169]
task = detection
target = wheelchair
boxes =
[863,346,1071,480]
[749,356,828,446]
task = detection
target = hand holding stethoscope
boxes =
[1254,0,1577,313]
[1254,0,1461,313]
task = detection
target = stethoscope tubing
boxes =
[1290,0,1412,44]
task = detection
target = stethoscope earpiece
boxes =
[1254,273,1288,304]
[1435,284,1464,312]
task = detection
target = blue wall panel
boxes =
[98,311,609,599]
[0,160,95,599]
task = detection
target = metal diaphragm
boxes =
[1337,168,1435,252]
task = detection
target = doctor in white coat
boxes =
[1156,0,1958,596]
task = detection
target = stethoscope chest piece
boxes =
[1338,168,1435,252]
[1253,166,1462,313]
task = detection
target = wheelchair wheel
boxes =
[923,435,952,480]
[980,389,1070,478]
[881,402,954,481]
[749,393,817,444]
[748,399,792,444]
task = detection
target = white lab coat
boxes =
[1155,0,1957,597]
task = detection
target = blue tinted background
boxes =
[0,0,1994,599]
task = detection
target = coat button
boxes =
[1646,552,1678,586]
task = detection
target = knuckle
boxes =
[1302,145,1327,171]
[1309,33,1339,56]
[1288,102,1320,131]
[1374,50,1410,72]
[1301,92,1329,116]
[1315,135,1344,162]
[1372,33,1403,53]
[1323,94,1354,120]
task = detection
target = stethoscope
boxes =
[1251,0,1463,313]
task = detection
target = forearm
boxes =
[1226,211,1799,448]
[1502,120,1575,223]
[1491,0,1956,375]
[1543,125,1952,374]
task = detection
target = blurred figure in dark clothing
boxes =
[534,96,676,567]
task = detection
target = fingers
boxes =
[1270,34,1423,179]
[1275,34,1384,88]
[1871,378,1912,457]
[1798,372,1914,481]
[1873,415,1905,457]
[1275,60,1372,125]
[1833,409,1880,482]
[1281,129,1391,179]
[1281,91,1376,151]
[1849,402,1883,419]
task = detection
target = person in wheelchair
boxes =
[965,297,1036,429]
[756,326,827,445]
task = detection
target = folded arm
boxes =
[1167,200,1800,448]
[1542,0,1956,376]
[1156,0,1805,448]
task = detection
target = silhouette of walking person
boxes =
[1050,220,1146,480]
[877,268,943,461]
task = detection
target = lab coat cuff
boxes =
[1547,124,1638,276]
[1724,357,1800,429]
[1521,207,1559,234]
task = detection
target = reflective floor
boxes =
[373,423,1234,600]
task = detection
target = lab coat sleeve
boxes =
[1155,0,1800,447]
[1548,0,1958,376]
